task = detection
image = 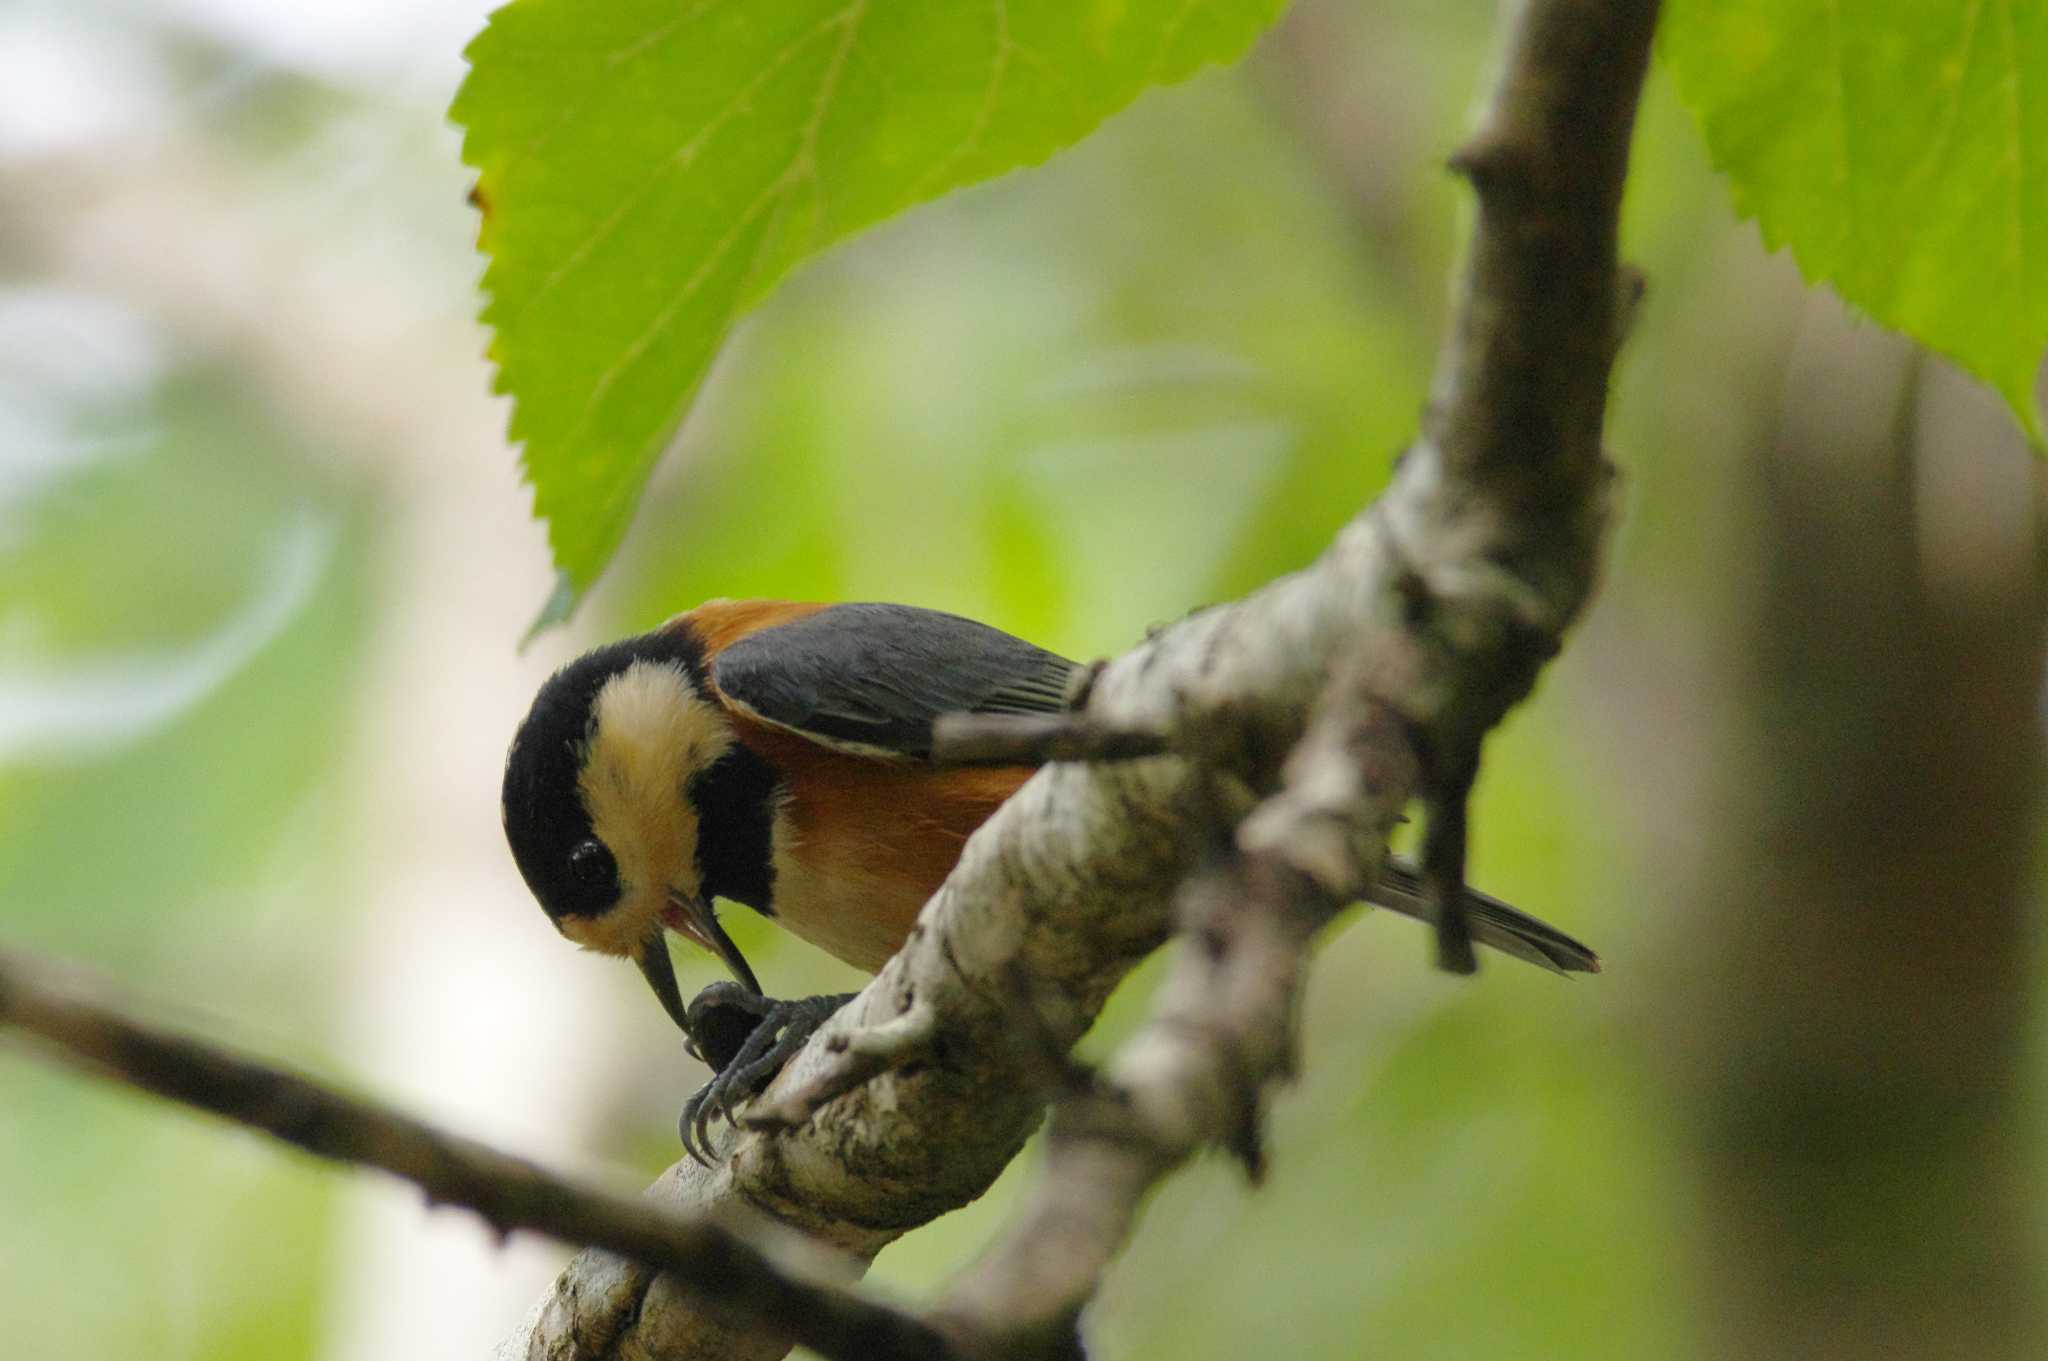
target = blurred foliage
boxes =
[0,363,370,961]
[455,0,1291,609]
[0,297,372,1355]
[1662,0,2048,440]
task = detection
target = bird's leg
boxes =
[678,982,856,1164]
[1420,741,1482,976]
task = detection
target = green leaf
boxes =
[453,0,1290,609]
[1662,0,2048,440]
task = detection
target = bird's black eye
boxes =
[567,839,614,887]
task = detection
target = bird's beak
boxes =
[662,892,763,997]
[635,930,695,1036]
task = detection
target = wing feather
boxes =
[708,603,1079,760]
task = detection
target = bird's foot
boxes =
[679,983,854,1165]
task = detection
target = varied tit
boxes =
[501,600,1599,1154]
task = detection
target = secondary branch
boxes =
[0,949,952,1361]
[936,647,1424,1356]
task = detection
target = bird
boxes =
[501,599,1600,1158]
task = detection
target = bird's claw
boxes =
[678,986,853,1165]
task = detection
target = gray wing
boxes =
[710,603,1081,760]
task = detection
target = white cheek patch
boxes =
[557,910,639,956]
[577,660,735,942]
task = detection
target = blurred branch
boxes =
[0,949,952,1361]
[511,0,1654,1357]
[1662,302,2047,1361]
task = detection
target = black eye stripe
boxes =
[503,626,707,923]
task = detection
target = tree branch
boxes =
[934,643,1423,1356]
[0,949,953,1361]
[505,0,1654,1353]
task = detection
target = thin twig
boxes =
[931,713,1173,766]
[0,949,956,1361]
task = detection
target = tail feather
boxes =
[1372,855,1601,976]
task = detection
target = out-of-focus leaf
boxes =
[0,366,370,950]
[1662,0,2048,439]
[1099,997,1674,1361]
[0,1070,332,1361]
[452,0,1290,613]
[0,336,363,1358]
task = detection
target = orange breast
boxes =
[731,715,1031,971]
[675,596,1037,971]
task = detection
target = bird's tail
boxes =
[1372,855,1601,975]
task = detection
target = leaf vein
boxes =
[910,0,1019,200]
[498,0,724,184]
[1997,0,2029,306]
[1153,0,1204,81]
[511,8,857,329]
[558,3,868,455]
[1818,0,1853,271]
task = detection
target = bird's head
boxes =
[502,631,763,1033]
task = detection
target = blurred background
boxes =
[2,0,2044,1357]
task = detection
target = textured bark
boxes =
[932,663,1425,1355]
